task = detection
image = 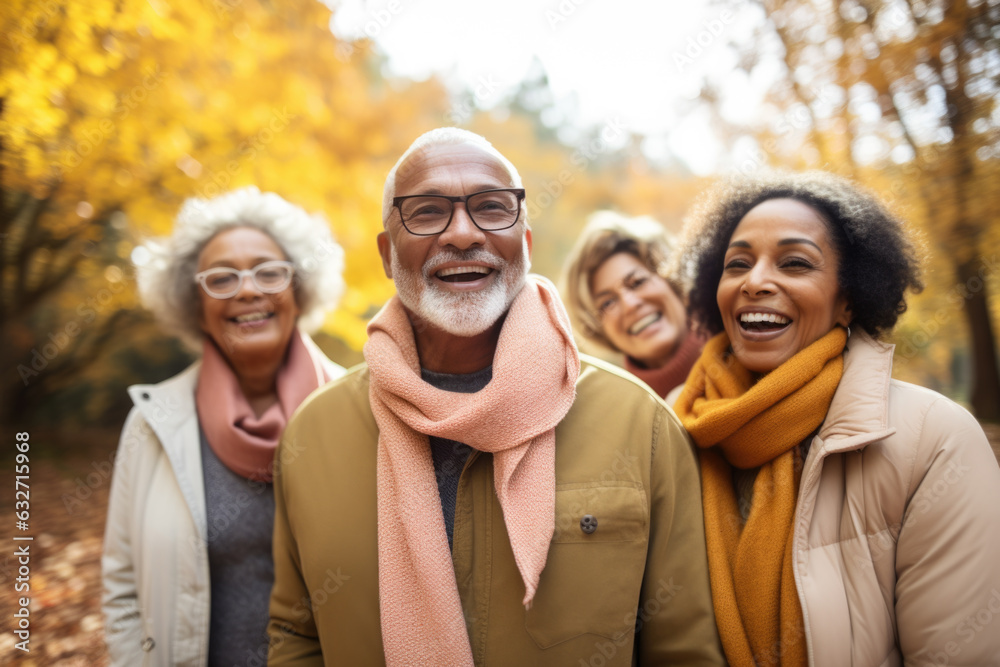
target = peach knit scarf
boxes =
[196,330,329,482]
[673,327,847,666]
[364,275,580,667]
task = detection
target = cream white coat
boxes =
[102,347,343,667]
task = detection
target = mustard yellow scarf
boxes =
[674,327,847,666]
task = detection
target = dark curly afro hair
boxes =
[676,170,924,339]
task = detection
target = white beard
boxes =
[392,241,530,337]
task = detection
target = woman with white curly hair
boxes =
[101,187,346,667]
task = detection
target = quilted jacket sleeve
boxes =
[895,394,1000,665]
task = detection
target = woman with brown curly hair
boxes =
[562,211,705,401]
[672,170,1000,666]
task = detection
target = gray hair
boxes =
[136,186,345,351]
[381,127,524,225]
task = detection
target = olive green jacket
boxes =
[267,355,724,666]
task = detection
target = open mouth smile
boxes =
[738,311,791,333]
[230,312,275,325]
[434,265,495,284]
[628,312,661,336]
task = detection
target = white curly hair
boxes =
[136,186,345,352]
[381,127,524,225]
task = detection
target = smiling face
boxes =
[197,226,300,368]
[377,142,531,338]
[589,252,688,367]
[717,198,852,375]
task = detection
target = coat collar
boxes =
[128,361,208,539]
[125,334,343,453]
[813,330,897,456]
[303,333,348,382]
[123,337,344,541]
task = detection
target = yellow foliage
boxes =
[2,0,450,351]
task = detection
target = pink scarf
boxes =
[365,275,580,667]
[623,328,707,399]
[196,329,328,481]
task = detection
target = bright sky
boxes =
[328,0,772,174]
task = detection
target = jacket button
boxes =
[141,637,155,652]
[141,392,150,400]
[580,514,598,534]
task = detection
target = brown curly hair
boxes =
[675,170,924,338]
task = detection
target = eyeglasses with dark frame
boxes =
[194,260,295,299]
[392,188,526,236]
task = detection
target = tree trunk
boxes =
[956,257,1000,421]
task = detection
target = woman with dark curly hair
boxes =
[672,170,1000,666]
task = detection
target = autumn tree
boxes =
[705,0,1000,418]
[1,0,450,426]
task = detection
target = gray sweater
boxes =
[200,429,274,667]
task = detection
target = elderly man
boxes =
[267,128,723,666]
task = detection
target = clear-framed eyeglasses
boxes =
[194,260,295,299]
[392,188,526,236]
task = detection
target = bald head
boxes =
[382,128,523,226]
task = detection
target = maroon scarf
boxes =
[624,329,707,399]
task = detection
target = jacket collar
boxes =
[813,330,897,455]
[124,338,342,541]
[123,338,343,541]
[127,361,208,539]
[302,333,348,382]
[126,335,342,442]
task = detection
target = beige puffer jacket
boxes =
[792,331,1000,666]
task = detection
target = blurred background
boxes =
[1,0,998,663]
